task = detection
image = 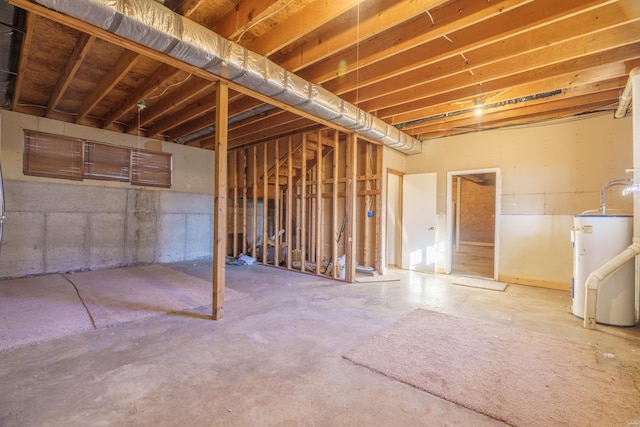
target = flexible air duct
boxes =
[31,0,422,155]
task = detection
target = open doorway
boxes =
[447,169,500,280]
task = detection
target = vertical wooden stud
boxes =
[242,148,248,254]
[332,131,339,279]
[232,150,239,257]
[286,137,293,269]
[274,140,280,267]
[345,133,358,282]
[262,142,269,264]
[301,134,307,271]
[252,145,258,258]
[212,80,228,320]
[315,130,322,274]
[364,142,372,266]
[375,144,383,273]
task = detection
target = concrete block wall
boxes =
[0,179,214,279]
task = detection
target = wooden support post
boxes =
[262,142,268,265]
[364,142,372,267]
[456,176,461,253]
[274,140,280,267]
[332,131,339,279]
[252,146,258,258]
[345,133,358,282]
[301,135,307,271]
[375,144,383,273]
[286,137,293,269]
[242,148,248,254]
[315,129,322,274]
[212,80,228,320]
[232,150,238,257]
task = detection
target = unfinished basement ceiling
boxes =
[2,0,640,151]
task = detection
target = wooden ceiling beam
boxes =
[168,0,207,18]
[416,89,621,138]
[11,11,37,114]
[213,0,287,41]
[228,109,302,140]
[75,49,140,124]
[297,0,610,86]
[390,59,640,125]
[102,65,182,129]
[126,77,214,134]
[397,75,629,132]
[147,90,218,138]
[5,0,354,141]
[245,0,361,56]
[279,0,509,74]
[329,1,637,103]
[224,117,319,150]
[373,42,640,121]
[46,32,95,117]
[164,95,265,141]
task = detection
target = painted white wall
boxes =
[406,113,633,289]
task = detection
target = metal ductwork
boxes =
[31,0,423,155]
[0,2,24,109]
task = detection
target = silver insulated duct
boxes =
[31,0,422,154]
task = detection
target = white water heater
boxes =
[572,215,635,326]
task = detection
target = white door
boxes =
[386,172,401,266]
[402,173,437,272]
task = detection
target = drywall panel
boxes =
[499,215,573,289]
[502,194,545,215]
[407,113,632,288]
[411,114,632,216]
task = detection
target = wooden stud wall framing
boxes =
[225,128,382,282]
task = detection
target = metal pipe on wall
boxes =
[584,68,640,328]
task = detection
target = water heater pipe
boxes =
[614,67,640,119]
[584,68,640,329]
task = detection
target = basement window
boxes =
[84,141,130,181]
[131,150,173,188]
[23,130,84,180]
[23,130,172,188]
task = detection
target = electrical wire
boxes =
[145,73,192,101]
[235,0,293,42]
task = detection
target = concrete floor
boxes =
[1,263,639,426]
